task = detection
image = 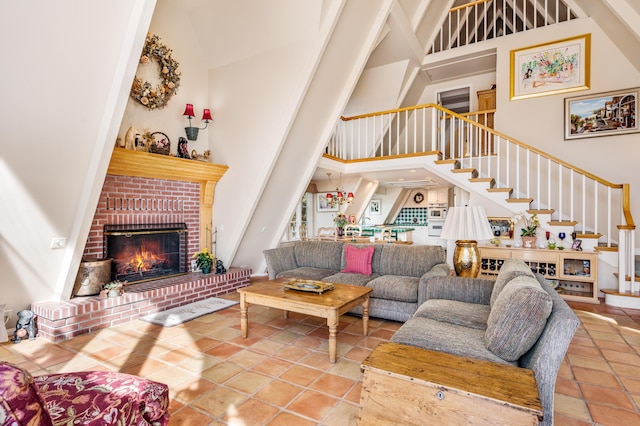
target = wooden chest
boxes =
[359,342,543,425]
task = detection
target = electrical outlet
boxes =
[3,309,12,325]
[51,237,66,249]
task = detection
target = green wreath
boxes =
[130,33,181,109]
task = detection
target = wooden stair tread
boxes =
[486,187,512,193]
[601,289,640,298]
[548,221,578,226]
[528,209,555,215]
[470,177,494,184]
[576,233,602,239]
[435,159,457,165]
[506,198,534,203]
[452,168,476,173]
[595,246,617,252]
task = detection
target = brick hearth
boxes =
[32,268,251,342]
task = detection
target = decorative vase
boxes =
[202,265,212,274]
[107,289,121,298]
[337,227,344,237]
[521,236,537,249]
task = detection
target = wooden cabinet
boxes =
[479,246,599,303]
[359,342,543,425]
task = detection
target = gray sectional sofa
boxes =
[391,258,580,426]
[263,241,450,322]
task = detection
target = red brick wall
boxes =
[83,175,200,263]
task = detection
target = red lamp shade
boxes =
[326,193,333,200]
[202,109,213,122]
[183,104,195,118]
[347,192,354,200]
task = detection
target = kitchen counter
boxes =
[361,226,414,242]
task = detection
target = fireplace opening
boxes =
[104,223,188,284]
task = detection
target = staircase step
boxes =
[435,159,458,166]
[506,198,533,204]
[595,246,617,252]
[576,233,602,240]
[528,209,555,215]
[548,221,578,226]
[452,168,478,178]
[602,289,640,297]
[469,177,494,185]
[486,187,512,194]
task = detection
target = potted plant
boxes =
[192,248,214,274]
[333,213,349,236]
[512,212,540,248]
[102,280,126,298]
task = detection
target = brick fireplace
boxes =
[31,148,252,342]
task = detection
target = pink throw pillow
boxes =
[341,245,374,276]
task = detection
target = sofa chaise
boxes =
[390,258,580,426]
[263,241,450,322]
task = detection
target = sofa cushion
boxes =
[341,243,384,274]
[0,362,53,426]
[294,241,343,270]
[366,275,419,303]
[379,244,446,277]
[276,267,337,281]
[322,272,379,286]
[414,299,490,330]
[485,275,553,362]
[341,245,374,275]
[391,317,516,366]
[490,258,535,308]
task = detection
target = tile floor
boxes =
[3,292,640,425]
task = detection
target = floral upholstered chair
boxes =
[0,362,170,425]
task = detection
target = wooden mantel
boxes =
[107,147,228,248]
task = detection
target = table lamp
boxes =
[440,206,493,277]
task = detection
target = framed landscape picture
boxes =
[510,34,590,100]
[564,88,639,140]
[317,192,338,212]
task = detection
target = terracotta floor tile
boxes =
[171,378,217,404]
[250,357,294,377]
[192,386,247,418]
[567,342,602,358]
[254,379,303,407]
[266,411,317,426]
[225,370,272,394]
[200,362,244,384]
[322,400,360,426]
[280,364,323,387]
[292,335,324,350]
[248,339,287,355]
[579,383,635,410]
[601,348,640,366]
[555,377,582,398]
[169,406,215,425]
[619,375,640,394]
[310,373,356,398]
[344,346,372,362]
[223,397,280,425]
[548,413,592,426]
[299,351,333,371]
[553,394,591,420]
[228,349,267,369]
[345,381,363,404]
[588,402,640,425]
[567,354,613,372]
[288,389,339,421]
[572,367,621,389]
[274,345,311,362]
[205,342,243,358]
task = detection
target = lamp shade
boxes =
[202,108,213,122]
[183,103,195,118]
[440,206,493,241]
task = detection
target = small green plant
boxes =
[333,213,349,228]
[192,248,214,271]
[103,280,125,290]
[512,212,540,237]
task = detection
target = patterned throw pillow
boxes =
[341,245,375,276]
[0,362,53,426]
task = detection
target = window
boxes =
[283,192,312,241]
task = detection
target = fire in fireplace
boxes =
[104,223,187,283]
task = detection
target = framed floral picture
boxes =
[317,193,338,212]
[564,88,639,140]
[510,34,590,100]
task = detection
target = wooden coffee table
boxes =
[238,279,372,363]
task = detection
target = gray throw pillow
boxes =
[485,276,552,361]
[489,259,535,308]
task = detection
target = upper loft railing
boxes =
[430,0,578,54]
[326,104,636,290]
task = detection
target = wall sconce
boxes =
[183,103,213,141]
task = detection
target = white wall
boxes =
[0,0,155,317]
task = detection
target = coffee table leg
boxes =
[362,295,370,336]
[327,311,338,364]
[240,294,248,338]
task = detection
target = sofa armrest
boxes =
[418,275,494,307]
[263,245,297,279]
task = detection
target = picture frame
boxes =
[317,193,338,212]
[564,88,639,140]
[572,239,583,251]
[510,34,590,100]
[369,199,381,215]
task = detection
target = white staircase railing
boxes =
[431,0,578,54]
[327,103,636,292]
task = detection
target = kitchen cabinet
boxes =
[427,188,449,204]
[477,88,495,155]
